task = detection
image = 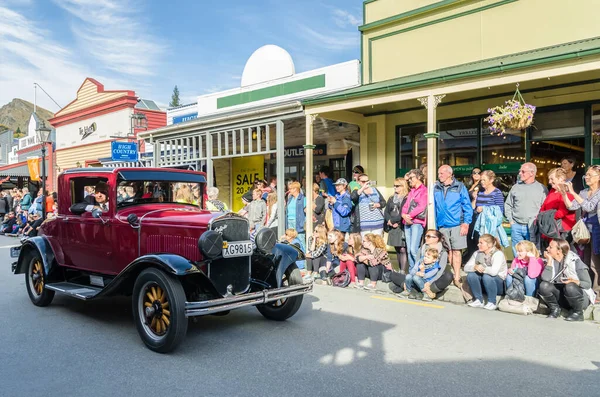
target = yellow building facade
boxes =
[303,0,600,235]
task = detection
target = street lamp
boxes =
[36,121,52,219]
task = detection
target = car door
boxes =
[60,176,115,274]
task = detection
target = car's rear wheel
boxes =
[25,252,55,307]
[133,268,187,353]
[257,264,304,321]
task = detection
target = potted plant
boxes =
[485,84,536,135]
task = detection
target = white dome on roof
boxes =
[241,45,295,87]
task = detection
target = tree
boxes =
[14,127,24,138]
[169,85,181,108]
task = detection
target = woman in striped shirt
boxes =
[466,170,505,259]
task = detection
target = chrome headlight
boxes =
[198,230,223,260]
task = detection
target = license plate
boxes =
[222,241,253,258]
[10,246,21,258]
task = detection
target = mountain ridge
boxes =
[0,99,54,136]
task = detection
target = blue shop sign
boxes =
[111,141,138,161]
[173,113,198,124]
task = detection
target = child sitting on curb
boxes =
[304,225,329,281]
[405,247,441,301]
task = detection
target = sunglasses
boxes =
[393,184,401,187]
[472,171,481,175]
[359,180,369,183]
[425,234,438,239]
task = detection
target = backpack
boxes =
[331,269,351,288]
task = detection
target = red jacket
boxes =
[540,189,576,232]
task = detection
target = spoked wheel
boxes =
[257,264,304,321]
[133,268,187,353]
[25,252,54,307]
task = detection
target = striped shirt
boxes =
[475,188,505,213]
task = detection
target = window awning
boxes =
[0,160,50,178]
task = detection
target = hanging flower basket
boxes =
[485,84,536,135]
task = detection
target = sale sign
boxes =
[231,155,264,212]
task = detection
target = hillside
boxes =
[0,99,54,137]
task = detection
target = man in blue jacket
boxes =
[434,165,472,287]
[328,178,352,237]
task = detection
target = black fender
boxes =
[97,254,220,298]
[272,243,301,287]
[14,236,56,276]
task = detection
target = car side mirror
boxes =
[127,213,140,228]
[92,208,108,224]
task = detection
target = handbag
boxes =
[571,219,590,244]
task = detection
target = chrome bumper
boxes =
[184,282,313,317]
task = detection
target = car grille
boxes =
[208,214,251,296]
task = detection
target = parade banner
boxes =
[27,157,41,181]
[231,155,264,212]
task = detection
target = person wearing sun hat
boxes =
[328,178,353,235]
[349,165,364,192]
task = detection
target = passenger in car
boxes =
[69,182,110,215]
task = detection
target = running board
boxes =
[45,282,102,300]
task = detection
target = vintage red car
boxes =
[11,167,311,353]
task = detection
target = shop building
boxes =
[48,78,166,185]
[140,45,361,233]
[0,112,55,191]
[301,0,600,234]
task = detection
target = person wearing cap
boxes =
[328,178,353,235]
[349,165,364,192]
[69,182,110,215]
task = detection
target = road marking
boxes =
[370,295,445,309]
[0,245,20,249]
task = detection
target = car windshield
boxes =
[116,179,204,208]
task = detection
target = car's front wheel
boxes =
[132,268,187,353]
[25,252,55,307]
[257,264,304,321]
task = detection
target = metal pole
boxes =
[276,120,285,238]
[304,114,316,242]
[41,143,46,220]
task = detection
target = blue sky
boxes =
[0,0,362,112]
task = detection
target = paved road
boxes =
[1,235,599,397]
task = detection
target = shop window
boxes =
[329,158,344,181]
[531,109,585,140]
[438,119,478,169]
[530,108,585,186]
[481,125,526,167]
[397,124,426,176]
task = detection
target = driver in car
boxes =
[69,182,110,215]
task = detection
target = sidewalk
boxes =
[340,279,600,322]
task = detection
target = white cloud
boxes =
[53,0,166,77]
[295,23,358,51]
[332,9,361,28]
[0,0,166,113]
[0,5,88,112]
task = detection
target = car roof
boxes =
[62,167,207,183]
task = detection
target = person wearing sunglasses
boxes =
[351,173,386,237]
[348,165,364,192]
[505,162,547,257]
[389,229,452,299]
[561,165,600,300]
[384,178,409,273]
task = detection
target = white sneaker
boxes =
[483,302,497,311]
[468,299,484,308]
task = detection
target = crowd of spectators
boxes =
[0,187,56,239]
[249,159,598,323]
